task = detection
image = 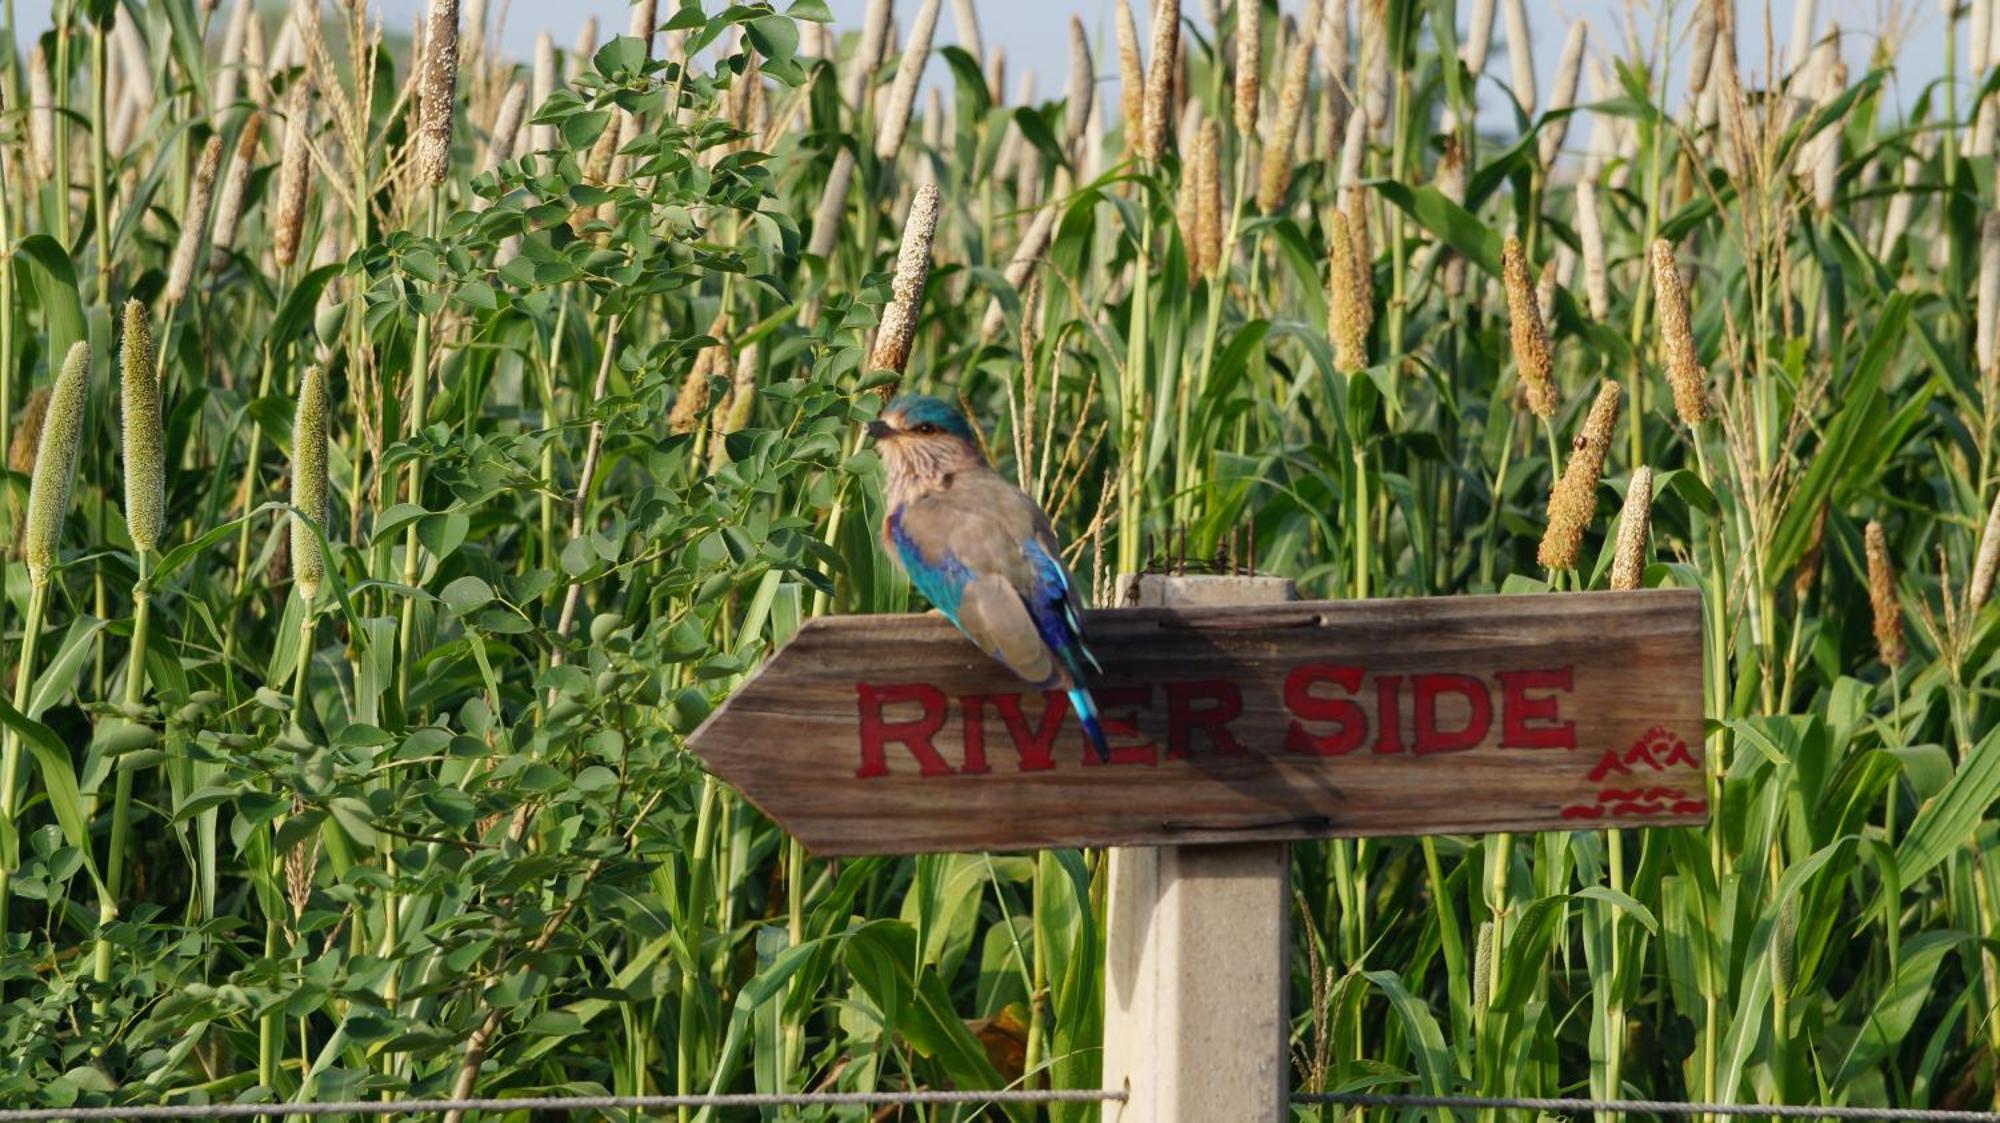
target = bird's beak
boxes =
[865,419,893,441]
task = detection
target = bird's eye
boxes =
[915,422,939,435]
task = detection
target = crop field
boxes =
[0,0,1995,1115]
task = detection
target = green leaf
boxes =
[1896,722,2000,884]
[440,575,494,615]
[18,235,86,364]
[0,694,104,895]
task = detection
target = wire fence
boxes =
[8,1090,2000,1120]
[0,1090,1119,1121]
[1298,1092,2000,1120]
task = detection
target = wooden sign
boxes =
[688,589,1705,856]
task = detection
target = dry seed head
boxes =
[1256,35,1314,210]
[671,319,728,434]
[1502,0,1535,114]
[1233,0,1260,136]
[1651,238,1709,425]
[1865,520,1904,666]
[1463,0,1496,73]
[210,112,264,272]
[625,0,655,54]
[807,148,859,261]
[981,201,1060,338]
[718,343,762,443]
[1538,20,1588,167]
[1360,0,1389,133]
[166,135,226,306]
[845,0,893,109]
[274,83,313,267]
[8,386,51,554]
[113,10,153,116]
[1065,17,1094,147]
[25,342,90,585]
[121,301,164,554]
[213,0,255,115]
[1344,185,1374,331]
[290,364,329,603]
[1327,209,1367,372]
[950,0,983,65]
[27,45,55,180]
[1504,236,1555,418]
[1809,60,1846,211]
[1195,118,1223,275]
[1877,152,1921,258]
[985,44,1006,102]
[531,32,557,154]
[9,388,51,479]
[1140,0,1181,161]
[568,15,598,82]
[1115,0,1143,152]
[416,0,460,188]
[1609,467,1654,590]
[482,80,527,173]
[1175,140,1200,274]
[1972,491,2000,610]
[876,0,938,160]
[1537,381,1621,570]
[1688,3,1717,93]
[1576,178,1609,320]
[869,181,939,380]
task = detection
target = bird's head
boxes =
[866,395,986,492]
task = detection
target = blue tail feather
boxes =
[1068,686,1109,762]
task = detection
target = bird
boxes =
[866,394,1110,762]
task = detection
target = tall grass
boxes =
[0,0,1993,1116]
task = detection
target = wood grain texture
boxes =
[687,589,1706,856]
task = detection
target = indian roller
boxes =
[866,395,1110,761]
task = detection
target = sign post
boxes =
[1101,573,1298,1122]
[687,581,1706,1118]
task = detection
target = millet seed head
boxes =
[1504,236,1556,419]
[290,364,330,602]
[1865,519,1904,666]
[1537,380,1621,571]
[1609,466,1654,590]
[1651,238,1709,425]
[121,301,165,554]
[25,342,91,585]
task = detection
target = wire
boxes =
[1295,1092,2000,1121]
[0,1090,1124,1121]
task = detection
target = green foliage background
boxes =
[0,0,1994,1117]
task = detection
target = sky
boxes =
[11,0,1960,124]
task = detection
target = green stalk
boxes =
[0,580,49,929]
[53,15,71,246]
[396,190,445,707]
[89,17,108,303]
[1117,185,1155,576]
[91,550,150,991]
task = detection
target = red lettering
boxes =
[1284,663,1367,756]
[1084,685,1157,766]
[856,682,953,778]
[958,696,992,775]
[961,692,1065,773]
[1371,674,1405,754]
[1413,673,1492,754]
[1498,667,1576,749]
[1165,680,1246,758]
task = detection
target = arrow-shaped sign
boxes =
[688,588,1706,856]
